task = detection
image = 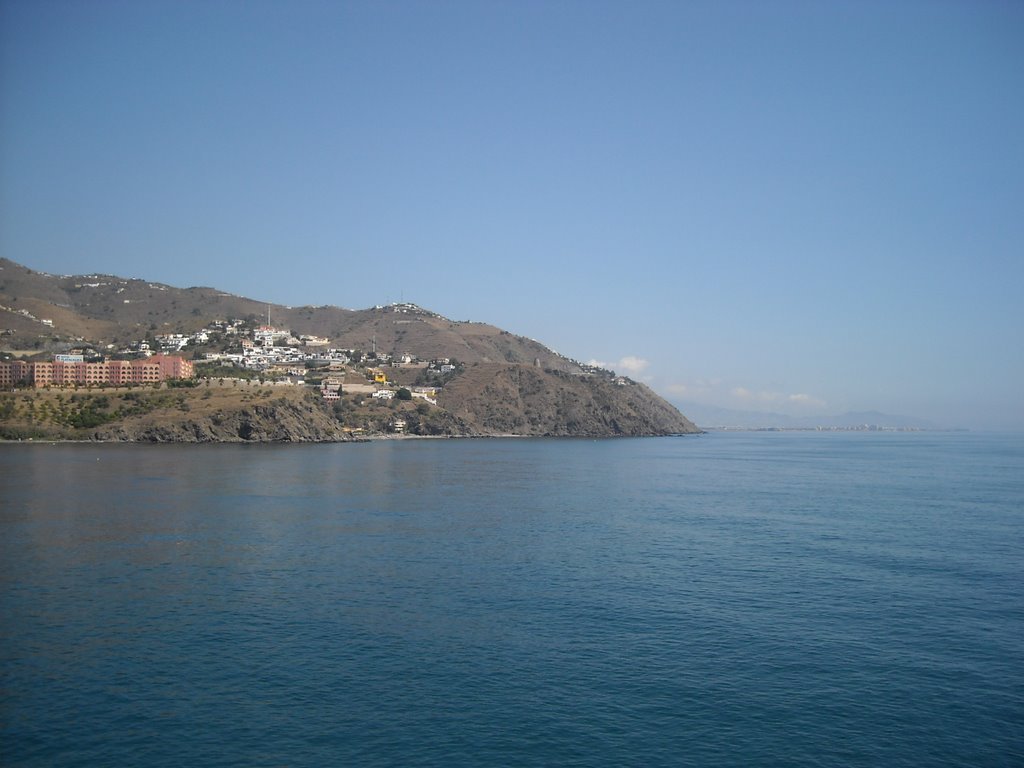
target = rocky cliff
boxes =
[88,392,352,443]
[0,387,354,443]
[2,371,699,442]
[440,363,699,436]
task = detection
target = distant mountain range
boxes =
[673,401,947,431]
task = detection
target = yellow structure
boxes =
[369,368,388,384]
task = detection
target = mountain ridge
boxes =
[0,258,580,371]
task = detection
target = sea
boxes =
[1,431,1022,767]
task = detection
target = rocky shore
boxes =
[1,368,700,443]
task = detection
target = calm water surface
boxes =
[2,432,1022,766]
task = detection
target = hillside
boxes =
[0,258,577,370]
[0,384,355,442]
[441,363,697,436]
[0,258,700,439]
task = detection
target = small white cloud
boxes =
[617,356,649,375]
[788,393,826,408]
[667,379,726,398]
[731,387,825,408]
[668,378,826,413]
[587,356,649,376]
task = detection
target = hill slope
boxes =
[441,363,697,436]
[0,385,355,443]
[0,258,577,370]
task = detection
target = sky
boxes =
[1,0,1022,429]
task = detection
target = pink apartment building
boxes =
[0,355,194,388]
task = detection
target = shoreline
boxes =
[0,431,696,445]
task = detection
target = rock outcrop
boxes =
[439,363,700,436]
[90,396,352,443]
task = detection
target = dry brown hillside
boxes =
[439,363,699,436]
[0,258,578,369]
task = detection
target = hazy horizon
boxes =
[2,1,1021,430]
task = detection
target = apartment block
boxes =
[0,355,194,388]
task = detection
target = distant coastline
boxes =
[702,425,967,433]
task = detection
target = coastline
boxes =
[0,431,700,445]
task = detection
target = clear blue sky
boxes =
[2,0,1022,429]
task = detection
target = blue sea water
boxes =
[1,432,1022,767]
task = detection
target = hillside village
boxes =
[4,298,627,397]
[4,302,636,435]
[2,304,475,417]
